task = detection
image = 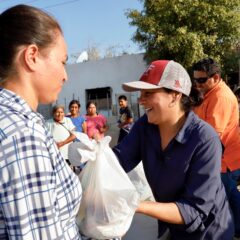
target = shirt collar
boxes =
[175,111,198,144]
[204,79,223,99]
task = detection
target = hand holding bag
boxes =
[77,136,140,239]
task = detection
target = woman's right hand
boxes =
[93,133,101,141]
[56,141,65,148]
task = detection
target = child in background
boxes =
[117,95,134,143]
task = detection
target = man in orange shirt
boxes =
[192,58,240,238]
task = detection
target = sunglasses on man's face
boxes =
[193,77,209,84]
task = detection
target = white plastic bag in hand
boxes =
[68,132,96,166]
[77,136,140,239]
[128,162,154,201]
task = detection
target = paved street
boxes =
[123,213,159,240]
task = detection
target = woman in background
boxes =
[0,4,81,239]
[47,105,76,166]
[85,101,108,140]
[68,99,87,133]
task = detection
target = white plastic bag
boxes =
[68,132,96,166]
[128,162,154,201]
[77,136,140,239]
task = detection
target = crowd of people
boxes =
[0,3,240,240]
[46,95,134,153]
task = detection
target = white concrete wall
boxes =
[57,53,147,116]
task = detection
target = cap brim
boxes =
[122,81,162,92]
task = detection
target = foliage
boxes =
[126,0,240,74]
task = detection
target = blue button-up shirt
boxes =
[113,111,234,239]
[0,88,82,239]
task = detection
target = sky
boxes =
[0,0,143,63]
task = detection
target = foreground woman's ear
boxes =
[24,44,39,71]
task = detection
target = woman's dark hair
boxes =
[163,87,203,112]
[181,87,204,111]
[86,101,99,115]
[69,99,81,110]
[86,101,97,110]
[0,4,62,80]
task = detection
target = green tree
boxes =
[126,0,240,73]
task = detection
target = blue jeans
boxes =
[221,169,240,237]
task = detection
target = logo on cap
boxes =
[141,64,155,79]
[174,79,182,89]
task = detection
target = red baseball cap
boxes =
[122,60,191,96]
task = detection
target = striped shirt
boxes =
[0,88,82,239]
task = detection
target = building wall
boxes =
[56,53,147,118]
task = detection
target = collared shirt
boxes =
[113,111,234,239]
[194,80,240,172]
[0,88,82,239]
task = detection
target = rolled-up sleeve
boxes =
[175,136,222,232]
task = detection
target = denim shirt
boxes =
[113,111,234,239]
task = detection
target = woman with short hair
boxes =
[46,105,76,165]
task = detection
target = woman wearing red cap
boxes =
[113,60,234,239]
